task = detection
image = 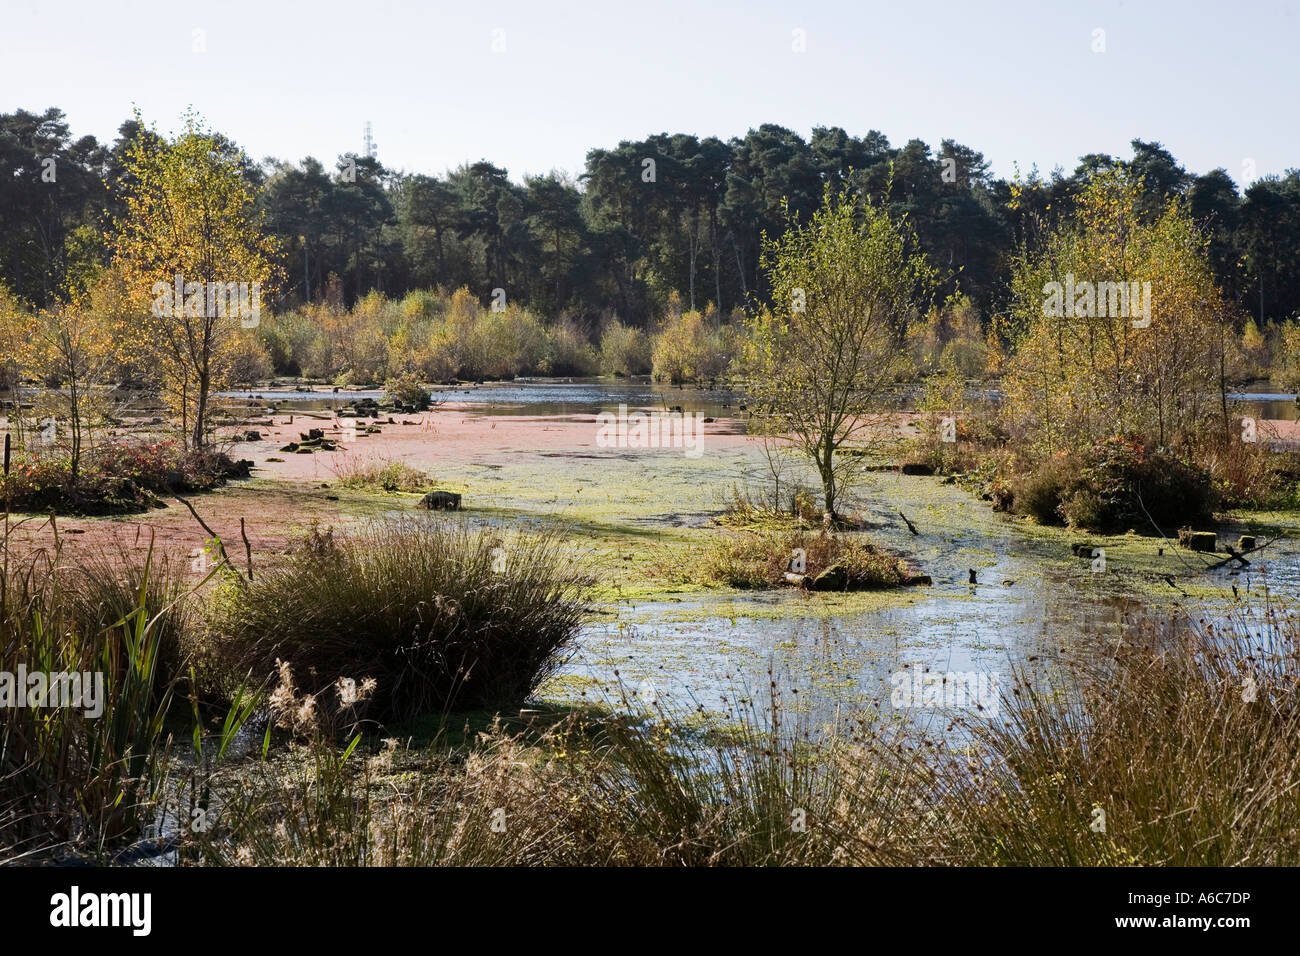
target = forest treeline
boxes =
[4,106,1300,329]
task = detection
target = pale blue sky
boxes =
[3,0,1296,187]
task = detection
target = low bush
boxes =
[1207,433,1300,510]
[598,320,652,376]
[542,318,599,376]
[0,440,251,515]
[1005,436,1217,532]
[383,372,431,410]
[650,308,731,384]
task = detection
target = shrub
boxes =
[467,308,548,379]
[225,330,273,385]
[599,320,652,376]
[0,440,251,515]
[1208,432,1300,510]
[1007,453,1077,525]
[542,318,598,376]
[383,371,431,409]
[651,308,730,384]
[209,520,593,722]
[1006,436,1217,532]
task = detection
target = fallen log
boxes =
[1206,537,1277,571]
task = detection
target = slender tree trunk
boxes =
[711,213,722,311]
[192,377,208,448]
[554,226,562,306]
[731,235,748,297]
[820,440,837,520]
[688,208,700,311]
[67,371,81,482]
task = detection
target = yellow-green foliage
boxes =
[258,287,602,382]
[467,307,548,378]
[1001,169,1229,458]
[651,299,732,383]
[908,296,989,378]
[1274,319,1300,389]
[599,319,652,376]
[543,318,599,376]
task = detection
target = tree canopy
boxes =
[5,108,1298,334]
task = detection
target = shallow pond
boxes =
[223,379,1300,730]
[220,378,743,418]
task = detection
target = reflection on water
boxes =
[222,379,1300,424]
[561,561,1116,731]
[1229,394,1300,422]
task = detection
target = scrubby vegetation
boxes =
[0,539,189,859]
[6,103,1300,877]
[329,455,434,494]
[697,524,918,590]
[109,601,1300,867]
[0,440,250,515]
[4,501,1300,867]
[1,518,593,860]
[207,521,594,722]
[650,296,734,384]
[997,436,1217,532]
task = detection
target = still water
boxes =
[219,378,1300,726]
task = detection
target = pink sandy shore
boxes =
[235,407,755,480]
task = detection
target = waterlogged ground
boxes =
[20,381,1300,733]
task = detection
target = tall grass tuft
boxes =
[201,687,929,866]
[923,605,1300,865]
[329,454,435,493]
[199,604,1300,867]
[696,526,916,589]
[0,536,185,860]
[209,519,594,723]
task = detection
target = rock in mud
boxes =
[810,564,849,591]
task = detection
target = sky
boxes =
[3,0,1298,189]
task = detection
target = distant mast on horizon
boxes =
[364,121,377,160]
